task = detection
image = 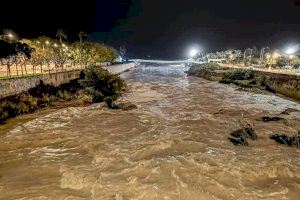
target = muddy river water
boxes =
[0,64,300,200]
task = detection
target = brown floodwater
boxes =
[1,64,300,200]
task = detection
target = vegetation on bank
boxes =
[188,63,300,100]
[220,69,266,90]
[0,66,126,123]
[0,31,119,78]
[188,63,265,89]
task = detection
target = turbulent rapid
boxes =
[1,64,300,200]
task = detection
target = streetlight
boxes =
[45,40,50,45]
[272,52,280,59]
[7,33,14,39]
[189,48,199,58]
[54,43,58,47]
[284,45,299,55]
[289,55,295,59]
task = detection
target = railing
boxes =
[218,63,300,76]
[0,63,84,79]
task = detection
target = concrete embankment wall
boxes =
[0,62,136,97]
[253,71,300,101]
[103,62,136,74]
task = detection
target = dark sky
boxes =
[1,0,300,59]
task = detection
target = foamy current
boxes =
[0,64,300,200]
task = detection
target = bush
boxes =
[188,63,222,75]
[80,66,126,102]
[104,95,119,109]
[228,123,257,146]
[0,65,127,123]
[220,69,265,89]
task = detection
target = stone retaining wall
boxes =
[253,71,300,101]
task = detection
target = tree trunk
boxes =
[24,64,27,74]
[21,65,24,76]
[15,64,19,76]
[7,65,11,78]
[48,64,51,74]
[40,65,43,74]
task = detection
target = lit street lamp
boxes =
[190,48,199,58]
[272,52,280,59]
[289,55,295,59]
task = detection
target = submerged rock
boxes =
[260,116,284,122]
[228,123,257,146]
[118,102,137,111]
[270,132,300,148]
[280,108,299,115]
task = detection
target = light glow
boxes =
[272,52,280,58]
[284,44,299,55]
[190,48,199,57]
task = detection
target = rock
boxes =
[270,132,300,148]
[228,123,257,146]
[260,116,284,122]
[118,102,137,111]
[280,108,299,115]
[228,136,249,146]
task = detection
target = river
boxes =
[0,63,300,200]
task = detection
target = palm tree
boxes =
[243,48,251,65]
[78,31,87,44]
[56,29,67,43]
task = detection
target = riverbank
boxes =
[187,63,300,101]
[0,65,131,123]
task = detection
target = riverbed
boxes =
[0,64,300,199]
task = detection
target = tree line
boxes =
[0,30,119,77]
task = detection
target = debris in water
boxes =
[280,108,299,115]
[228,123,257,146]
[260,116,284,122]
[118,102,138,111]
[269,131,300,148]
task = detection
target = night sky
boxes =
[1,0,300,59]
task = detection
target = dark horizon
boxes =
[1,0,300,59]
